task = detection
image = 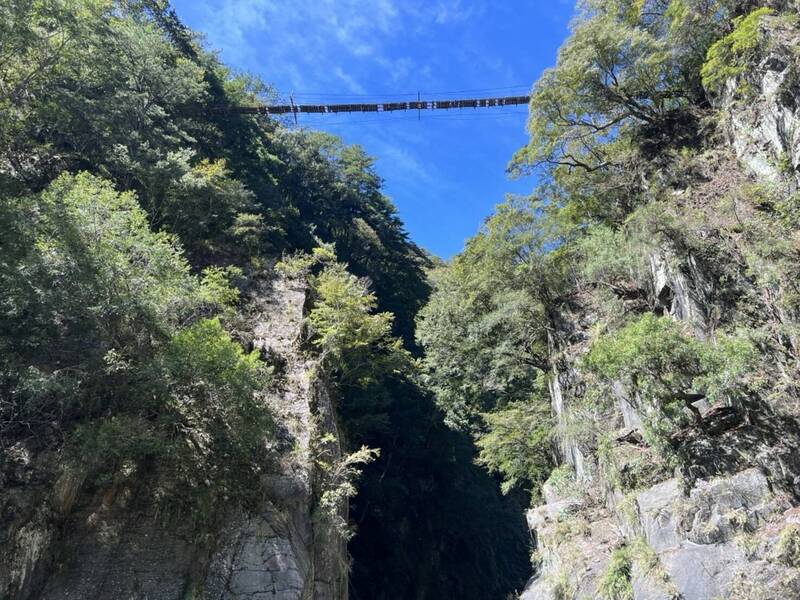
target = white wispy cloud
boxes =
[191,0,489,97]
[430,0,485,24]
[332,66,367,94]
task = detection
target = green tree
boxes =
[1,171,204,435]
[507,0,742,233]
[417,197,565,429]
[0,0,277,259]
[274,131,430,342]
[510,0,729,178]
[476,397,553,496]
[309,262,398,365]
[701,7,775,93]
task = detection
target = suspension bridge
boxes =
[224,94,531,119]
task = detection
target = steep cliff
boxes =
[0,274,348,600]
[521,12,800,600]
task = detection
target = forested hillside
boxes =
[417,1,800,598]
[0,2,528,599]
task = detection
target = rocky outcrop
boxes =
[648,247,714,338]
[521,493,621,600]
[0,275,347,600]
[630,468,795,599]
[722,14,800,189]
[524,457,800,599]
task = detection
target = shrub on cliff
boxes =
[585,314,759,452]
[1,172,271,520]
[702,7,775,93]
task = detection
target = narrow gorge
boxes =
[3,1,800,599]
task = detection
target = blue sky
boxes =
[171,0,575,257]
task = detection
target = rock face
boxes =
[723,14,800,189]
[0,275,347,600]
[524,261,800,599]
[522,498,622,600]
[631,469,795,599]
[522,17,800,598]
[523,432,800,599]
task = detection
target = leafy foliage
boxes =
[586,314,759,448]
[274,131,430,342]
[1,172,203,432]
[417,197,565,430]
[701,7,775,92]
[510,0,733,180]
[78,317,270,519]
[9,0,800,596]
[776,523,800,567]
[313,438,380,541]
[0,172,270,521]
[158,317,268,486]
[309,262,399,366]
[0,0,430,280]
[476,398,553,496]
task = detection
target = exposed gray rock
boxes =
[204,505,312,600]
[635,478,685,553]
[612,381,644,432]
[519,575,557,600]
[634,468,771,541]
[526,499,583,534]
[522,502,622,600]
[722,16,800,189]
[549,365,593,482]
[523,467,799,600]
[649,247,713,338]
[658,541,747,600]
